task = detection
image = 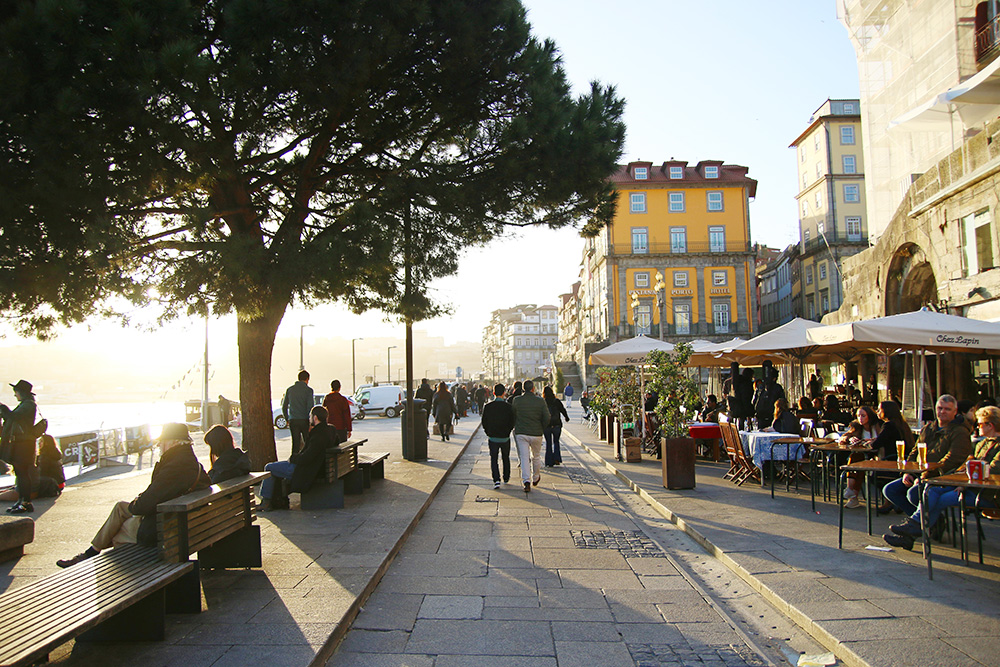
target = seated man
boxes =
[56,423,210,567]
[881,394,972,547]
[259,405,334,510]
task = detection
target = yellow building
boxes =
[789,99,869,321]
[579,159,758,343]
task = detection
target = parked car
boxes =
[273,393,360,429]
[354,385,405,418]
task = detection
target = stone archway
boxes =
[884,244,938,316]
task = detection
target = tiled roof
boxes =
[610,161,757,198]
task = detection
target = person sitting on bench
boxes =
[259,405,334,511]
[205,424,251,483]
[56,423,210,568]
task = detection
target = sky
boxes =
[2,1,863,392]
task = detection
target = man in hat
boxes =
[56,423,210,568]
[1,380,38,514]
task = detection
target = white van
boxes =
[355,385,404,418]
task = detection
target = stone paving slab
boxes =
[564,419,1000,667]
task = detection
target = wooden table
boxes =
[810,442,875,511]
[837,460,942,548]
[922,473,1000,579]
[688,422,721,462]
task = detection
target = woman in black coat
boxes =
[205,425,251,484]
[542,386,569,466]
[432,383,457,441]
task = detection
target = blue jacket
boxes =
[282,381,314,421]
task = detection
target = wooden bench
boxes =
[0,472,268,666]
[300,439,367,510]
[357,451,390,488]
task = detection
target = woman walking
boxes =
[543,386,569,466]
[432,382,457,441]
[1,380,39,514]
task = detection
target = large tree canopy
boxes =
[0,0,626,467]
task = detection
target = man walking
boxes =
[511,380,549,493]
[322,379,352,444]
[481,384,515,489]
[282,370,313,455]
[217,394,232,427]
[564,382,574,408]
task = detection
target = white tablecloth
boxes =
[739,431,805,471]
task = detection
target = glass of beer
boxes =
[896,440,906,467]
[916,442,927,467]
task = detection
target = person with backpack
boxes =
[1,380,39,514]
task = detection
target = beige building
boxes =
[789,99,871,320]
[481,304,559,382]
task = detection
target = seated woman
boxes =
[822,394,854,430]
[839,405,883,507]
[883,405,1000,550]
[205,424,251,483]
[0,434,64,503]
[796,396,818,420]
[766,398,800,435]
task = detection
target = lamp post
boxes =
[653,271,667,341]
[629,291,640,336]
[351,337,364,393]
[387,345,397,383]
[299,324,314,371]
[373,364,379,384]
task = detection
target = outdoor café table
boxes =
[837,460,942,549]
[688,422,722,462]
[739,431,807,489]
[810,442,875,511]
[922,473,1000,579]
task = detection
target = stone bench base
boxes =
[0,515,35,563]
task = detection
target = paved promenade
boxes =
[561,418,1000,667]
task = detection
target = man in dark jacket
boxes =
[482,384,516,489]
[322,379,353,444]
[259,405,335,510]
[1,380,38,514]
[56,423,210,567]
[415,378,434,403]
[282,369,314,455]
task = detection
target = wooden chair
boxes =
[720,423,759,486]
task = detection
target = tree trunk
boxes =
[237,306,285,471]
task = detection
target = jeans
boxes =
[566,396,573,407]
[514,434,543,484]
[544,424,563,466]
[488,439,511,483]
[261,460,296,499]
[288,419,309,455]
[883,477,919,515]
[910,486,996,527]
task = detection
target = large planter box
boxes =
[661,437,696,489]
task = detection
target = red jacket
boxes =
[323,391,352,432]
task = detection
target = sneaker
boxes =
[845,496,860,509]
[523,482,531,493]
[882,533,915,550]
[503,477,509,484]
[890,520,922,538]
[7,502,32,514]
[843,487,856,499]
[57,550,97,569]
[493,481,501,489]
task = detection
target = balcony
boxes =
[609,241,752,256]
[976,13,1000,66]
[608,321,750,340]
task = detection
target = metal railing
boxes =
[610,241,752,256]
[977,13,1000,65]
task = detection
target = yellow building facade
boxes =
[580,160,758,342]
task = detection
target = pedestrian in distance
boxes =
[511,380,549,493]
[507,380,523,403]
[322,379,353,444]
[282,369,313,455]
[217,394,232,427]
[205,425,251,484]
[474,384,488,415]
[56,423,210,567]
[259,405,335,511]
[563,382,574,408]
[432,382,457,441]
[1,380,39,514]
[481,383,515,489]
[543,385,569,467]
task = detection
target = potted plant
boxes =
[647,343,700,489]
[589,365,641,451]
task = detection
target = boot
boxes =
[882,533,915,550]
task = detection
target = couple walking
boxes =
[482,380,567,493]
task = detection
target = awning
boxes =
[889,57,1000,132]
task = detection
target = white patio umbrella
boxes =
[729,318,827,397]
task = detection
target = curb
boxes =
[308,427,481,667]
[564,430,871,667]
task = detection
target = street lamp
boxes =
[299,324,314,371]
[387,345,398,383]
[629,291,641,335]
[373,364,379,384]
[351,337,364,393]
[653,271,667,341]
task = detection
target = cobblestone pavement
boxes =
[328,430,807,666]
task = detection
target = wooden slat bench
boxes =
[357,451,390,489]
[300,438,367,510]
[0,471,268,666]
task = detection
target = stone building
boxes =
[481,304,559,383]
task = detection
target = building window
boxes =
[821,291,830,313]
[815,191,822,208]
[712,270,727,286]
[802,173,807,188]
[635,304,651,335]
[805,266,813,285]
[808,298,815,319]
[709,226,725,252]
[669,191,685,212]
[801,201,808,217]
[800,147,806,163]
[819,262,827,280]
[844,102,855,113]
[634,167,648,180]
[713,302,730,334]
[707,191,723,211]
[673,271,688,287]
[635,271,650,288]
[846,216,862,240]
[670,227,687,253]
[674,303,691,335]
[814,134,820,151]
[630,192,646,213]
[843,184,860,202]
[804,229,811,243]
[669,166,683,179]
[843,155,856,174]
[840,125,855,145]
[815,162,821,180]
[962,209,996,277]
[516,338,522,347]
[631,227,648,254]
[704,165,719,179]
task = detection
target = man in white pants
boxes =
[511,380,550,493]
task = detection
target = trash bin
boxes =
[624,437,642,463]
[401,399,428,461]
[661,437,696,489]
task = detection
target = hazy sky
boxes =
[5,1,862,383]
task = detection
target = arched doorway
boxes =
[884,244,937,316]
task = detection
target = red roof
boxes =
[611,161,757,198]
